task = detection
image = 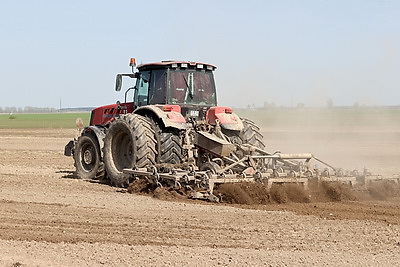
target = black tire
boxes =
[224,118,265,150]
[73,135,102,179]
[223,118,265,170]
[103,114,157,187]
[240,118,265,150]
[158,129,183,164]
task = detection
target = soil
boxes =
[1,128,400,266]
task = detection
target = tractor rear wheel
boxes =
[158,129,183,164]
[224,118,265,150]
[224,118,265,170]
[103,114,157,187]
[73,135,102,179]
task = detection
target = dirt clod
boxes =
[127,179,156,194]
[271,184,311,203]
[214,183,310,204]
[310,181,356,202]
[215,183,269,204]
[128,179,188,201]
[152,187,188,200]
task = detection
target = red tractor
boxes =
[66,59,377,198]
[65,59,265,188]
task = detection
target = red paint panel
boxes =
[206,106,236,125]
[166,111,186,123]
[156,105,186,123]
[90,102,135,126]
[157,104,181,113]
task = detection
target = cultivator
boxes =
[121,138,385,201]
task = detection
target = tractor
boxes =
[65,58,265,190]
[65,58,384,200]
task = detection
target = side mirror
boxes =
[115,74,122,91]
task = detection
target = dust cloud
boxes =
[238,108,400,175]
[128,179,400,205]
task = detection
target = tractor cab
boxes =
[116,60,218,119]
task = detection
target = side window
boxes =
[134,71,150,106]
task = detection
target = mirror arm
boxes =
[125,87,135,103]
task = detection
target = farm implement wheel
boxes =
[103,114,157,187]
[73,135,102,179]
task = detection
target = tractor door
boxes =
[134,71,150,107]
[148,69,167,104]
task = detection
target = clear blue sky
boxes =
[1,0,399,108]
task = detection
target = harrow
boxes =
[122,141,395,201]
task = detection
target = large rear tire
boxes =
[240,118,265,150]
[73,135,102,179]
[158,129,183,164]
[103,114,157,187]
[224,118,265,150]
[223,118,265,170]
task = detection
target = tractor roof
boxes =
[137,61,217,71]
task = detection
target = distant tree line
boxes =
[241,101,400,111]
[0,106,57,113]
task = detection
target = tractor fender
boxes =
[134,105,187,130]
[82,126,106,153]
[206,107,244,131]
[217,113,244,131]
[64,126,105,157]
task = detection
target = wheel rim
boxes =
[80,142,96,172]
[83,149,93,165]
[112,130,133,171]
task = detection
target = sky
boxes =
[0,0,399,109]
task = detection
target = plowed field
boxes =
[1,127,400,266]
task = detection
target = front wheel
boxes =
[73,135,102,179]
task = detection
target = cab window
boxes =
[148,70,167,104]
[134,71,150,106]
[169,70,216,105]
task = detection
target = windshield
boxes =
[168,70,216,105]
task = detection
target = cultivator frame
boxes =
[122,141,381,201]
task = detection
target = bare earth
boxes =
[1,128,400,266]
